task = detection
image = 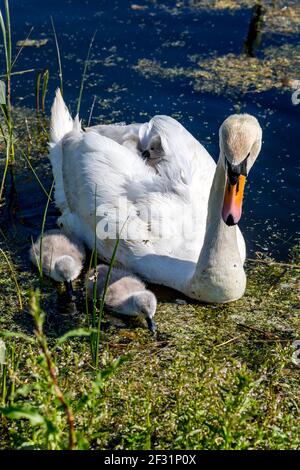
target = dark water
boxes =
[1,0,300,260]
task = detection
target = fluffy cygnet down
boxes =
[30,229,85,298]
[121,132,165,170]
[86,264,157,331]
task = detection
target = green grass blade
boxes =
[87,95,96,127]
[0,248,23,309]
[38,180,55,279]
[0,10,8,76]
[11,26,34,69]
[76,30,96,116]
[0,330,34,343]
[50,16,63,96]
[0,125,10,203]
[19,148,52,199]
[41,69,49,113]
[35,70,42,113]
[94,236,120,369]
[56,328,97,346]
[4,0,11,72]
[0,69,35,78]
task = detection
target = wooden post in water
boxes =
[244,2,265,57]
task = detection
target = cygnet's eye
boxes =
[150,147,154,151]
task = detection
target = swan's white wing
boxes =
[60,129,209,264]
[86,122,143,145]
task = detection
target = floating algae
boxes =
[263,3,300,35]
[161,1,300,36]
[188,0,259,10]
[135,43,300,98]
[16,38,49,48]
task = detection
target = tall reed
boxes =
[0,1,35,203]
[88,187,123,368]
[36,69,49,115]
[76,31,96,116]
[0,0,14,202]
[50,16,63,96]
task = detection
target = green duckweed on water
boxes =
[135,43,300,98]
[158,0,300,35]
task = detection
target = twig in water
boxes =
[215,334,245,349]
[234,322,280,340]
[247,258,300,270]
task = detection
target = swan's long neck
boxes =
[186,156,246,303]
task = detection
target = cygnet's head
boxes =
[132,290,157,332]
[219,114,262,226]
[141,135,165,167]
[54,255,80,282]
[54,255,81,299]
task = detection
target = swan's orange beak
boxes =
[222,175,246,226]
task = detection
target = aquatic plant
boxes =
[36,69,49,115]
[50,17,63,96]
[135,43,300,98]
[0,1,36,203]
[0,0,14,203]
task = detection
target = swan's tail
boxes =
[49,88,81,211]
[50,88,74,144]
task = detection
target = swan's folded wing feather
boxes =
[62,130,160,226]
[61,130,199,250]
[86,123,143,145]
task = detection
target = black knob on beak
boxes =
[142,150,150,160]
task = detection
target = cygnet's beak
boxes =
[222,159,247,226]
[146,317,156,333]
[142,150,150,160]
[64,280,76,301]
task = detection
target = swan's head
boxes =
[219,114,262,226]
[132,290,157,332]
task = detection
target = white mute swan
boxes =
[49,89,262,303]
[86,265,157,331]
[30,229,85,297]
